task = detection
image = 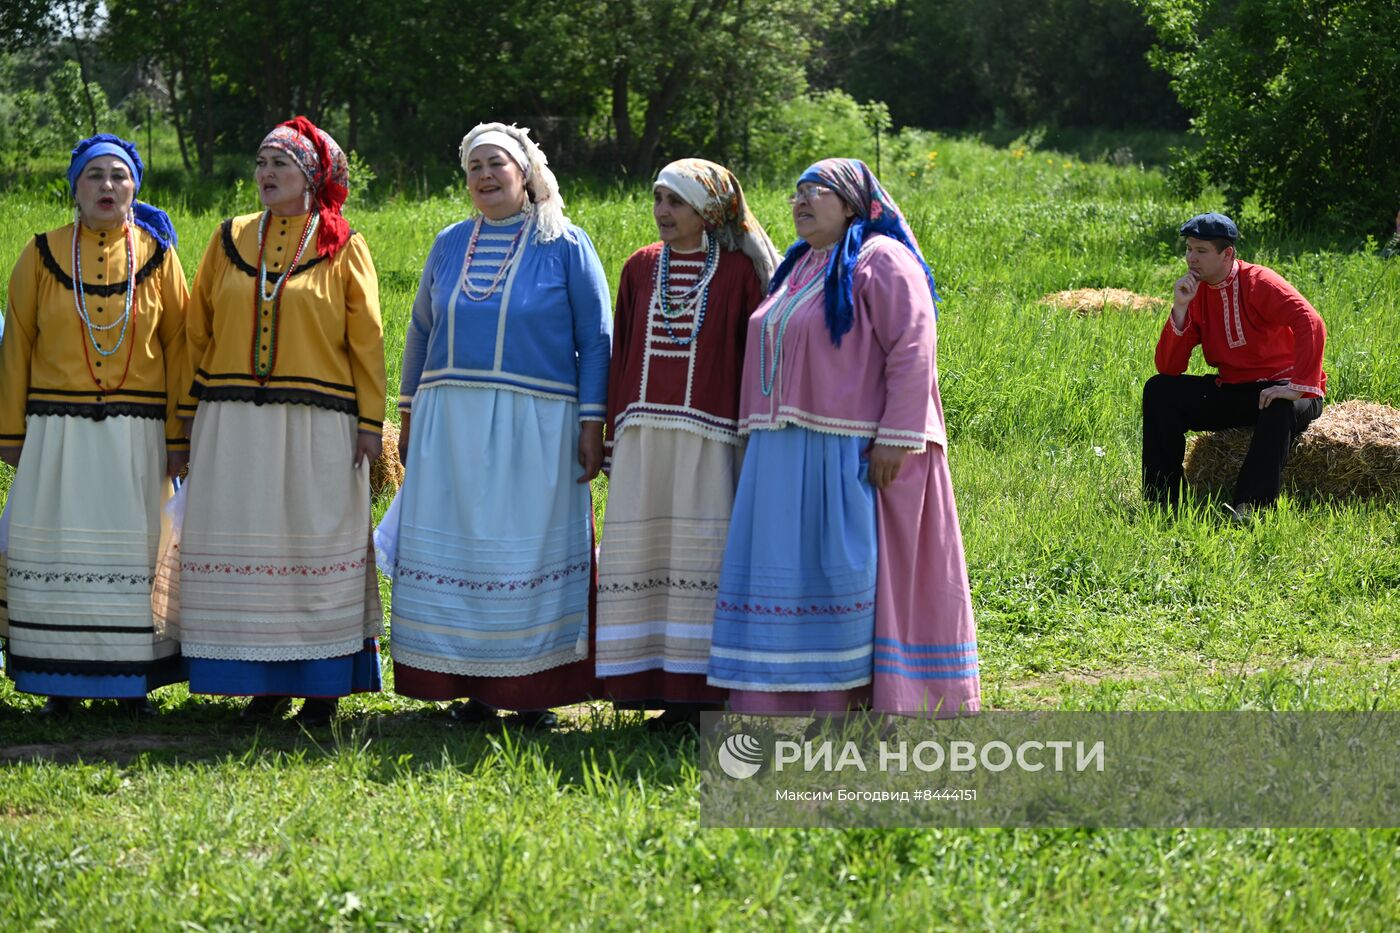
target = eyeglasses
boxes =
[787,184,834,205]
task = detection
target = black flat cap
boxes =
[1179,212,1238,241]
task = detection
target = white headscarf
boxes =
[460,122,568,243]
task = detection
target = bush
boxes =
[1140,0,1400,233]
[744,89,890,184]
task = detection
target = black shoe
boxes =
[241,695,292,722]
[37,696,74,719]
[448,698,498,725]
[645,706,701,734]
[508,709,558,732]
[293,698,337,727]
[122,697,158,718]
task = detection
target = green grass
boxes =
[1,132,1398,930]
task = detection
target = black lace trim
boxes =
[195,369,355,394]
[34,233,168,296]
[193,385,358,414]
[3,649,182,678]
[221,218,340,278]
[26,400,165,421]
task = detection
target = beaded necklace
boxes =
[650,233,719,347]
[758,249,828,397]
[71,221,139,392]
[251,210,319,381]
[460,210,530,302]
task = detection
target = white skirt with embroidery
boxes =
[595,426,740,677]
[167,401,381,662]
[3,414,177,669]
[388,385,592,678]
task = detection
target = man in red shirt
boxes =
[1143,213,1326,515]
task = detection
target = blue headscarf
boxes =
[67,134,177,249]
[768,158,938,346]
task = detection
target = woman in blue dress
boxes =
[385,123,611,730]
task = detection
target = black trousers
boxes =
[1142,374,1322,506]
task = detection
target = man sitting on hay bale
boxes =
[1142,213,1327,518]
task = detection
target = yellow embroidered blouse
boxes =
[0,222,191,449]
[181,212,387,436]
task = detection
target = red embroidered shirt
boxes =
[605,243,764,465]
[1154,260,1326,397]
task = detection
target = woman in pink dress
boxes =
[707,158,979,717]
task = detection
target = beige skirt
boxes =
[595,427,741,677]
[2,414,176,668]
[168,401,381,663]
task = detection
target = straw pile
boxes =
[1184,400,1400,500]
[1043,287,1166,316]
[372,421,405,496]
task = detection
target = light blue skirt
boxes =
[707,427,878,692]
[387,385,592,679]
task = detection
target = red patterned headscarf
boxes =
[258,116,351,259]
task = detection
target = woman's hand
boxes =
[578,422,604,483]
[166,448,189,479]
[867,442,912,491]
[397,413,411,469]
[355,430,383,469]
[0,444,21,469]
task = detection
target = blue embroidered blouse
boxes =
[398,214,612,421]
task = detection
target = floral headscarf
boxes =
[258,116,351,258]
[768,158,939,346]
[654,158,779,289]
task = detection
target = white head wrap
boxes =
[465,130,529,174]
[654,158,779,289]
[459,122,567,243]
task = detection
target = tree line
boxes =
[2,0,1396,230]
[2,0,1183,178]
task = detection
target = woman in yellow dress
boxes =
[0,134,189,717]
[171,116,386,726]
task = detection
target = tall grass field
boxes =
[1,135,1398,929]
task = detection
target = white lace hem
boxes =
[181,635,373,663]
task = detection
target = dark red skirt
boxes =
[600,670,726,707]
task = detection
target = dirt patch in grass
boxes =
[0,734,185,765]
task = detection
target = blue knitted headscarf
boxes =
[68,134,177,249]
[768,158,938,346]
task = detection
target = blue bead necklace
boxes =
[653,233,718,347]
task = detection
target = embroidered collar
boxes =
[1207,260,1240,290]
[221,217,349,279]
[34,230,166,296]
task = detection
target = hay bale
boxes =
[1184,400,1400,500]
[1043,287,1167,316]
[371,421,404,496]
